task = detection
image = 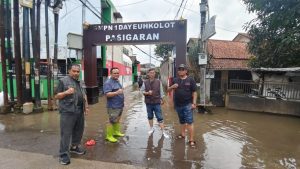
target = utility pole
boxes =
[22,4,32,105]
[34,0,42,112]
[31,0,43,112]
[13,0,23,109]
[0,0,9,112]
[81,0,86,80]
[52,0,62,90]
[5,0,14,102]
[199,0,208,106]
[45,0,53,110]
[51,0,62,110]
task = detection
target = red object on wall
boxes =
[106,60,132,76]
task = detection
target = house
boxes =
[232,33,250,43]
[207,34,252,106]
[228,67,300,116]
[251,67,300,100]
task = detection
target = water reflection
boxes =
[199,109,300,169]
[0,91,299,169]
[145,134,164,162]
[279,158,297,169]
[202,129,244,168]
[0,122,5,131]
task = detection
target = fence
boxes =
[229,79,300,100]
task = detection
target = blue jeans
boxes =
[146,104,164,123]
[175,103,193,124]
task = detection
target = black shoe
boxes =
[59,154,70,165]
[70,145,86,155]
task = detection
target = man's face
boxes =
[177,68,187,76]
[148,70,155,79]
[69,66,80,80]
[111,69,120,80]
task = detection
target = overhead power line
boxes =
[77,0,111,23]
[174,0,185,19]
[133,45,160,61]
[115,0,150,7]
[78,0,102,20]
[163,0,198,14]
[78,0,159,62]
[180,0,189,18]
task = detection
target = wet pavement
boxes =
[0,86,300,169]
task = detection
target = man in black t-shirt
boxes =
[167,64,197,147]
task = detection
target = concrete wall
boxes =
[227,95,300,117]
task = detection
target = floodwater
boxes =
[0,87,299,169]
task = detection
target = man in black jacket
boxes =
[55,64,89,165]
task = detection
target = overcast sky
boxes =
[56,0,256,66]
[109,0,257,66]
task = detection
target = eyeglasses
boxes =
[178,68,186,71]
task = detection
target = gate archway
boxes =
[83,20,187,103]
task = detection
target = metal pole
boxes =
[5,0,14,102]
[45,0,53,110]
[13,0,22,108]
[0,0,9,108]
[52,0,62,94]
[23,6,32,103]
[81,0,86,80]
[199,0,208,106]
[36,0,42,111]
[31,0,42,112]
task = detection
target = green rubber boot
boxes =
[113,123,125,137]
[105,125,118,143]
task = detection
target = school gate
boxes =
[83,20,187,104]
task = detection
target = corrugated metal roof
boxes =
[251,67,300,72]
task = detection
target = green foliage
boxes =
[243,0,300,68]
[154,44,175,60]
[187,41,200,82]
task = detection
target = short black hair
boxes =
[148,68,156,73]
[68,64,80,70]
[110,67,119,73]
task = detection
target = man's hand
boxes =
[171,83,178,89]
[191,103,197,109]
[65,87,75,95]
[84,107,89,115]
[148,90,153,95]
[161,99,164,105]
[115,89,123,95]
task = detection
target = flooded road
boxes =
[0,87,299,169]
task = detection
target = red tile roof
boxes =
[208,59,249,70]
[207,39,251,70]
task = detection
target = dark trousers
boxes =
[59,112,84,157]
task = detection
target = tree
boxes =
[243,0,300,68]
[154,44,174,60]
[187,40,200,82]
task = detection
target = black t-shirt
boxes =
[170,76,196,107]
